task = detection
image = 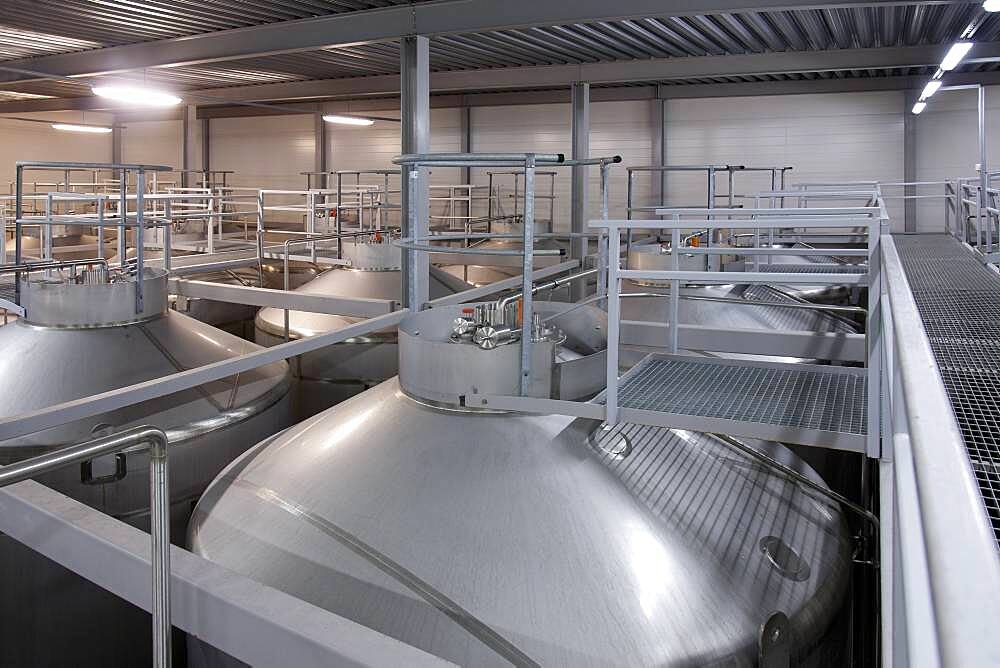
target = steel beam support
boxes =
[168,278,396,317]
[0,1,948,83]
[401,35,431,311]
[903,90,918,233]
[10,68,1000,118]
[160,44,1000,106]
[570,81,590,302]
[0,479,451,667]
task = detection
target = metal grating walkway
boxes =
[759,263,867,274]
[602,354,868,452]
[895,234,1000,544]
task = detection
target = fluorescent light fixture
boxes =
[911,101,927,115]
[940,42,973,71]
[322,114,374,126]
[51,123,112,133]
[920,80,942,100]
[984,0,1000,12]
[91,85,181,107]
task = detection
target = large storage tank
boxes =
[0,264,292,666]
[255,237,471,416]
[628,240,862,305]
[190,304,851,667]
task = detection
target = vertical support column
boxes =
[111,123,123,180]
[519,154,536,396]
[460,106,472,188]
[314,110,327,174]
[903,90,918,233]
[656,87,668,205]
[201,118,211,176]
[401,35,430,311]
[570,81,590,302]
[460,106,473,233]
[182,105,198,189]
[978,84,990,253]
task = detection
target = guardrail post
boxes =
[605,222,621,425]
[519,154,536,396]
[149,436,172,668]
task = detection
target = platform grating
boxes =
[758,263,867,274]
[611,356,867,435]
[895,234,1000,543]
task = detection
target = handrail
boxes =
[0,426,172,667]
[881,236,1000,666]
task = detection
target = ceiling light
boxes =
[51,123,112,133]
[920,80,942,100]
[984,0,1000,12]
[322,114,374,126]
[940,42,973,71]
[912,101,927,115]
[91,85,181,107]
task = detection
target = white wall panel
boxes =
[912,85,1000,233]
[121,120,182,171]
[0,111,113,195]
[469,103,571,231]
[211,114,314,191]
[325,108,462,226]
[665,91,906,230]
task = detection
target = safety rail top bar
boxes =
[880,237,1000,667]
[626,164,743,172]
[0,425,172,667]
[394,152,565,164]
[15,160,173,171]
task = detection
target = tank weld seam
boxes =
[230,477,540,668]
[135,323,226,412]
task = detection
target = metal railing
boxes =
[0,426,172,666]
[393,152,620,395]
[592,204,885,454]
[880,236,1000,667]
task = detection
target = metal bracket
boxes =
[80,453,128,485]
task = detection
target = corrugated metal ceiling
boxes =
[0,2,992,98]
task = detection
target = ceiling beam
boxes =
[0,0,946,84]
[168,42,1000,104]
[656,70,1000,98]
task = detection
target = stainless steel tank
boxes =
[620,281,857,341]
[438,219,567,288]
[115,248,321,331]
[628,240,860,304]
[189,304,851,667]
[255,238,471,416]
[0,265,293,667]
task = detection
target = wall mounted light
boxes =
[51,123,113,133]
[322,114,375,126]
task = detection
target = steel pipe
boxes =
[393,152,564,164]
